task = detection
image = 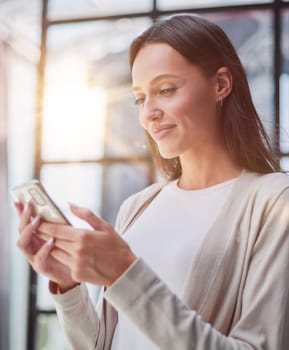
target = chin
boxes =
[159,149,180,160]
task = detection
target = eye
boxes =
[134,96,145,105]
[134,97,145,105]
[159,87,177,95]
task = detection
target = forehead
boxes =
[131,43,194,86]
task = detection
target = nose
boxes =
[140,98,163,125]
[149,109,162,120]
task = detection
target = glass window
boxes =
[0,1,41,47]
[48,0,153,19]
[36,274,55,310]
[280,10,289,153]
[104,86,147,157]
[36,314,71,350]
[42,83,106,161]
[157,0,272,11]
[102,162,152,224]
[43,18,151,161]
[280,157,289,172]
[40,163,103,225]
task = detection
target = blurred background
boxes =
[0,0,289,349]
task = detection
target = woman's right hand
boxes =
[15,201,78,292]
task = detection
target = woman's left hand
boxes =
[37,203,137,287]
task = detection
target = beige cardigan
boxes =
[53,170,289,349]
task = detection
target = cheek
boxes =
[176,89,216,122]
[166,95,202,122]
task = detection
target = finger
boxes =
[50,245,72,267]
[14,201,24,216]
[33,237,54,271]
[17,216,41,253]
[18,201,32,233]
[37,231,52,242]
[69,203,108,231]
[52,238,77,253]
[38,222,81,241]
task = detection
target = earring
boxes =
[219,96,223,109]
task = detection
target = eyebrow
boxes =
[132,74,183,92]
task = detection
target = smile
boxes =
[150,124,176,141]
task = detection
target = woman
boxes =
[16,14,289,349]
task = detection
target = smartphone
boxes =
[11,179,70,224]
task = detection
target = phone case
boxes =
[11,179,69,224]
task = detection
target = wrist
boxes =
[49,280,80,294]
[58,282,80,294]
[109,252,137,287]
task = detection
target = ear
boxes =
[215,66,232,103]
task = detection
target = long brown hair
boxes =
[129,14,280,180]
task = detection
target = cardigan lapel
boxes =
[180,170,260,331]
[118,182,165,235]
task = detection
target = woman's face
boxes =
[131,42,222,159]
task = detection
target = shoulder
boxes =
[115,182,166,233]
[237,170,289,212]
[254,171,289,187]
[240,170,289,194]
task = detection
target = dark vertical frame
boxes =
[26,0,49,349]
[273,0,282,155]
[27,1,289,349]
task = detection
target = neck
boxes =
[178,145,242,190]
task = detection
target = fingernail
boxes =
[24,201,29,212]
[47,237,54,246]
[31,216,40,225]
[12,202,21,212]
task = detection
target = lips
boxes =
[150,124,176,140]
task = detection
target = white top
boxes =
[111,177,237,350]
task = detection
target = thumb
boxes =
[69,203,108,231]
